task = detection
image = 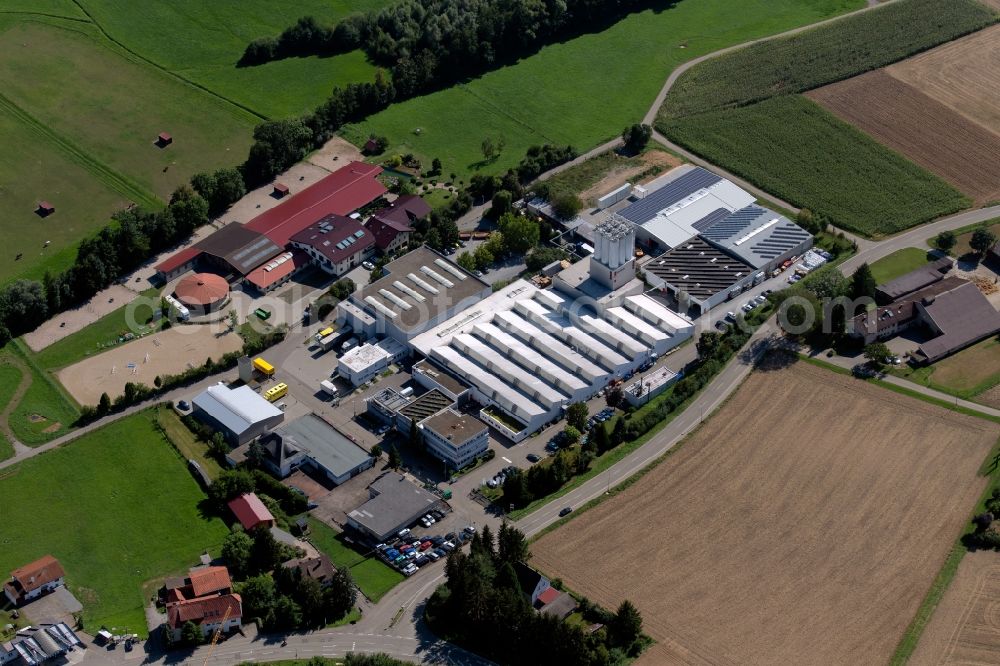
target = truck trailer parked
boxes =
[320,380,338,397]
[318,333,339,352]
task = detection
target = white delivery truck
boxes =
[320,379,338,398]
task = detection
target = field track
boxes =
[807,69,1000,203]
[532,361,999,665]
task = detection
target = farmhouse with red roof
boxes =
[165,593,242,642]
[4,555,66,606]
[227,493,275,531]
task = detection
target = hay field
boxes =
[57,325,243,405]
[807,70,1000,203]
[889,24,1000,137]
[532,361,999,665]
[910,550,1000,665]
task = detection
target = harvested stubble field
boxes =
[531,361,999,665]
[807,69,1000,203]
[910,550,1000,665]
[888,24,1000,138]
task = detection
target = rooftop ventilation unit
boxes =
[393,280,425,302]
[379,289,412,310]
[421,266,454,288]
[364,296,398,319]
[434,258,467,280]
[408,273,439,294]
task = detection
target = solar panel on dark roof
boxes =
[618,168,722,225]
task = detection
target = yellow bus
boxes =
[253,357,275,377]
[264,382,288,402]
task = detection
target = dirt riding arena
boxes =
[531,361,999,666]
[888,24,1000,137]
[910,550,1000,665]
[23,284,139,352]
[807,69,1000,203]
[58,325,243,405]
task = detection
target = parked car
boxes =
[742,302,754,313]
[559,507,573,517]
[426,550,440,561]
[433,548,447,559]
[430,536,445,546]
[473,270,483,277]
[398,528,411,539]
[420,541,433,551]
[424,513,436,525]
[445,532,458,542]
[441,541,456,552]
[402,564,417,577]
[431,510,445,520]
[889,355,902,366]
[715,320,728,331]
[362,261,375,271]
[464,525,477,535]
[754,294,767,305]
[414,555,429,566]
[763,289,774,296]
[527,453,540,463]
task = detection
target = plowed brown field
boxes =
[807,70,1000,203]
[889,24,1000,134]
[531,361,999,666]
[911,550,1000,665]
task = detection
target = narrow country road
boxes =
[18,0,995,663]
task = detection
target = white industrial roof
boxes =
[193,384,282,435]
[411,280,694,429]
[339,338,404,373]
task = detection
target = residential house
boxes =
[364,195,431,254]
[163,566,233,604]
[282,554,336,588]
[165,594,242,642]
[4,556,65,607]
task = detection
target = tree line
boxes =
[242,0,661,94]
[425,522,646,664]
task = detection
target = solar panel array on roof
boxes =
[699,205,812,269]
[691,207,732,232]
[618,168,722,225]
[231,237,284,272]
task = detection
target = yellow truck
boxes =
[264,382,288,402]
[315,326,335,342]
[253,357,275,377]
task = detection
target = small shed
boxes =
[363,138,379,154]
[156,132,173,146]
[272,182,289,197]
[37,201,55,217]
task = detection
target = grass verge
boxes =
[306,517,403,603]
[154,405,223,480]
[869,247,936,284]
[5,340,80,444]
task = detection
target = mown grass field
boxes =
[3,342,79,445]
[307,517,402,603]
[662,96,969,237]
[342,0,864,181]
[657,0,994,237]
[892,337,1000,400]
[155,405,223,480]
[869,248,936,285]
[75,0,397,119]
[0,101,129,285]
[0,411,229,634]
[0,19,256,200]
[0,362,23,460]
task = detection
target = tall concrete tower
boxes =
[590,215,636,290]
